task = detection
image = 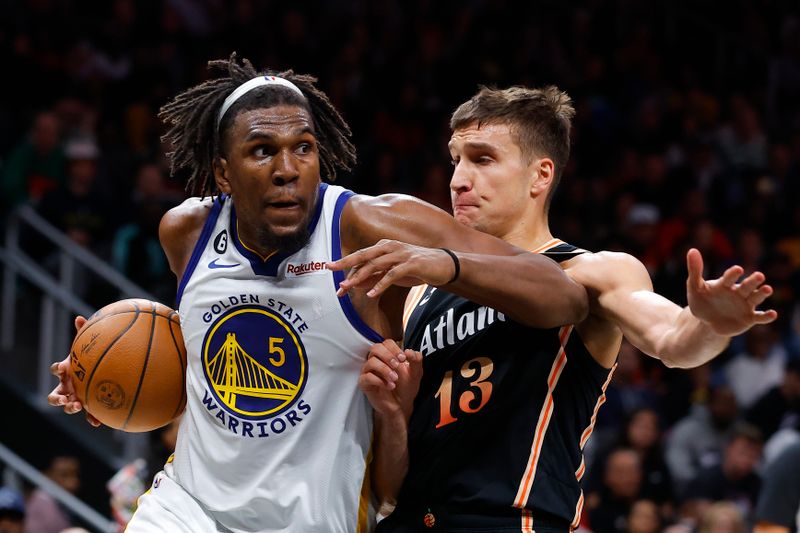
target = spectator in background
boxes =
[716,96,768,172]
[107,416,181,530]
[25,455,81,533]
[112,163,180,300]
[627,499,662,533]
[1,111,65,209]
[37,137,110,251]
[697,502,747,533]
[588,407,673,509]
[746,359,800,443]
[586,448,644,533]
[666,383,740,492]
[0,487,25,533]
[593,340,660,442]
[683,423,763,524]
[724,324,787,409]
[754,440,800,533]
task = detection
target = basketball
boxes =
[68,298,187,432]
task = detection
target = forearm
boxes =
[448,251,588,328]
[370,409,409,507]
[651,306,729,368]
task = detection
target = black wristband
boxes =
[440,248,460,284]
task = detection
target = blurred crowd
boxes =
[1,0,800,531]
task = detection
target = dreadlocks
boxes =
[159,53,357,198]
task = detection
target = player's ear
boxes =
[530,157,554,197]
[214,157,232,194]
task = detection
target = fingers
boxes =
[363,340,407,389]
[327,241,394,272]
[719,264,744,288]
[362,357,399,389]
[736,271,766,297]
[337,258,394,296]
[686,249,705,292]
[86,412,101,427]
[747,284,773,307]
[74,315,87,332]
[752,309,779,324]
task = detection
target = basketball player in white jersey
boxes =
[47,57,588,532]
[354,86,779,531]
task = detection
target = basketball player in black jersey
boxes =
[345,86,778,532]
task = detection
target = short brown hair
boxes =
[450,86,574,208]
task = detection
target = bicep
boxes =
[343,194,520,255]
[159,201,207,279]
[588,255,683,357]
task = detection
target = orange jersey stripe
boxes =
[521,509,535,533]
[575,456,586,482]
[530,238,564,254]
[571,491,585,530]
[579,363,617,449]
[403,284,429,330]
[513,325,573,508]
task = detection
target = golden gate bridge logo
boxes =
[202,306,307,419]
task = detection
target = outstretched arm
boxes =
[570,249,777,369]
[330,194,588,328]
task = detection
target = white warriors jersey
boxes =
[171,183,380,532]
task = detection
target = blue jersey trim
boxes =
[175,195,226,308]
[331,190,384,343]
[231,183,328,277]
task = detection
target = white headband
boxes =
[216,75,305,129]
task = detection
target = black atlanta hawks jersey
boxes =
[381,242,616,532]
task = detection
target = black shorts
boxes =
[376,505,572,533]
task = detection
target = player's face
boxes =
[217,105,321,252]
[448,122,537,239]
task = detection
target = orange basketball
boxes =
[68,298,187,432]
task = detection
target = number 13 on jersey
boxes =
[435,357,494,428]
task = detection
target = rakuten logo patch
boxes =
[286,261,326,276]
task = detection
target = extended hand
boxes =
[327,240,458,297]
[46,316,101,427]
[359,339,423,420]
[686,248,778,336]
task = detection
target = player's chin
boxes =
[453,212,480,230]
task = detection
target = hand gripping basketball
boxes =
[48,316,101,427]
[49,299,188,432]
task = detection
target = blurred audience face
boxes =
[47,456,81,494]
[709,385,738,429]
[627,500,660,533]
[698,502,746,533]
[31,112,61,154]
[0,516,24,533]
[604,448,643,501]
[627,408,660,452]
[722,435,762,480]
[135,164,165,199]
[744,324,777,359]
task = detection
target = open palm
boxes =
[686,248,778,336]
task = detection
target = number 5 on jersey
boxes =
[435,357,494,428]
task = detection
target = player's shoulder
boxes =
[564,250,651,289]
[159,197,216,276]
[346,192,434,213]
[160,196,215,236]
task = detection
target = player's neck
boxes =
[500,211,553,252]
[237,225,278,261]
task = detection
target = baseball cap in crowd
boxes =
[64,137,100,160]
[626,203,661,226]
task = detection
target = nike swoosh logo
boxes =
[208,258,240,269]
